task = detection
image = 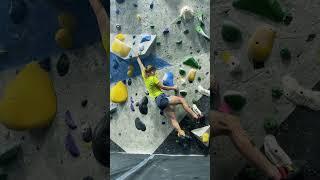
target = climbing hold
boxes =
[110,81,128,103]
[198,85,210,96]
[81,123,92,143]
[0,62,57,130]
[221,20,242,42]
[133,3,138,7]
[130,97,135,112]
[116,24,121,31]
[127,78,132,86]
[135,118,146,131]
[115,33,125,41]
[138,96,148,115]
[197,77,201,82]
[223,91,246,111]
[180,6,194,21]
[141,35,151,43]
[264,135,293,167]
[272,88,283,99]
[92,116,108,167]
[55,28,73,49]
[65,133,80,157]
[196,12,205,26]
[191,125,210,146]
[0,141,20,165]
[187,69,197,83]
[111,38,131,58]
[116,9,120,14]
[221,52,241,73]
[56,53,70,76]
[162,72,174,86]
[65,110,77,129]
[183,29,189,34]
[176,19,182,24]
[179,68,186,76]
[176,40,183,45]
[9,0,28,24]
[179,90,187,97]
[81,99,88,107]
[196,25,210,40]
[280,48,291,60]
[58,12,76,31]
[150,1,154,9]
[202,132,209,143]
[306,34,316,42]
[264,116,279,134]
[282,75,320,110]
[283,14,293,25]
[110,103,118,114]
[116,0,125,3]
[248,26,276,68]
[232,0,286,22]
[163,28,170,35]
[39,57,51,72]
[150,25,155,29]
[183,56,201,69]
[137,14,142,21]
[156,42,161,46]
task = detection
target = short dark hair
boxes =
[145,65,156,73]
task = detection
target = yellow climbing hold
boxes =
[111,38,131,58]
[55,28,73,49]
[137,14,142,21]
[58,12,76,31]
[187,69,197,83]
[201,132,209,143]
[115,33,126,41]
[0,62,57,130]
[248,26,276,64]
[110,81,128,103]
[127,65,134,77]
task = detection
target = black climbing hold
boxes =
[9,0,28,24]
[65,110,77,129]
[176,40,182,45]
[133,35,136,39]
[280,48,291,60]
[81,123,92,143]
[284,14,293,25]
[197,50,201,53]
[156,42,161,46]
[39,57,51,72]
[306,34,316,42]
[163,28,169,35]
[132,41,136,45]
[83,176,94,180]
[141,96,148,105]
[56,53,70,76]
[0,142,21,165]
[145,91,149,95]
[180,91,187,97]
[150,2,154,9]
[81,99,88,107]
[65,132,80,157]
[272,88,283,99]
[176,20,182,24]
[139,96,148,115]
[162,122,165,125]
[116,0,125,4]
[133,3,138,7]
[135,118,146,131]
[197,77,201,82]
[135,102,139,107]
[128,78,132,86]
[183,29,189,34]
[150,25,155,29]
[92,116,108,167]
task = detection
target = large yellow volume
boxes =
[111,38,131,58]
[110,81,128,103]
[248,26,276,64]
[0,62,57,130]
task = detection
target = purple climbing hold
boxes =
[65,132,80,157]
[130,97,135,112]
[65,110,77,130]
[163,28,169,35]
[141,35,151,43]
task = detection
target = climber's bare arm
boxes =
[89,0,109,41]
[157,83,177,91]
[136,54,145,73]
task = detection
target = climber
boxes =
[136,52,203,137]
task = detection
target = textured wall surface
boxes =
[212,0,320,179]
[110,0,211,154]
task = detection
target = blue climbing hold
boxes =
[116,0,125,4]
[140,35,151,43]
[162,72,174,87]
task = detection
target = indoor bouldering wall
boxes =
[212,0,320,179]
[110,0,210,155]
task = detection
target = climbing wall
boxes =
[212,0,320,179]
[110,0,210,154]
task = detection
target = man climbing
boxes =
[136,53,203,137]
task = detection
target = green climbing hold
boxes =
[179,90,187,97]
[183,56,201,69]
[150,25,155,29]
[272,88,283,99]
[233,0,286,22]
[280,48,291,60]
[176,40,182,45]
[196,25,210,40]
[221,20,242,42]
[197,77,201,82]
[223,91,246,111]
[179,68,186,76]
[264,116,279,134]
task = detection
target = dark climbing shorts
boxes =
[155,93,171,111]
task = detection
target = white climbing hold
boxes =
[282,75,320,110]
[180,6,194,21]
[192,104,202,116]
[198,85,210,96]
[264,134,292,167]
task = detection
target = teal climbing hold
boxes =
[232,0,286,22]
[179,68,186,76]
[196,25,210,40]
[221,20,242,42]
[223,91,246,111]
[183,56,201,69]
